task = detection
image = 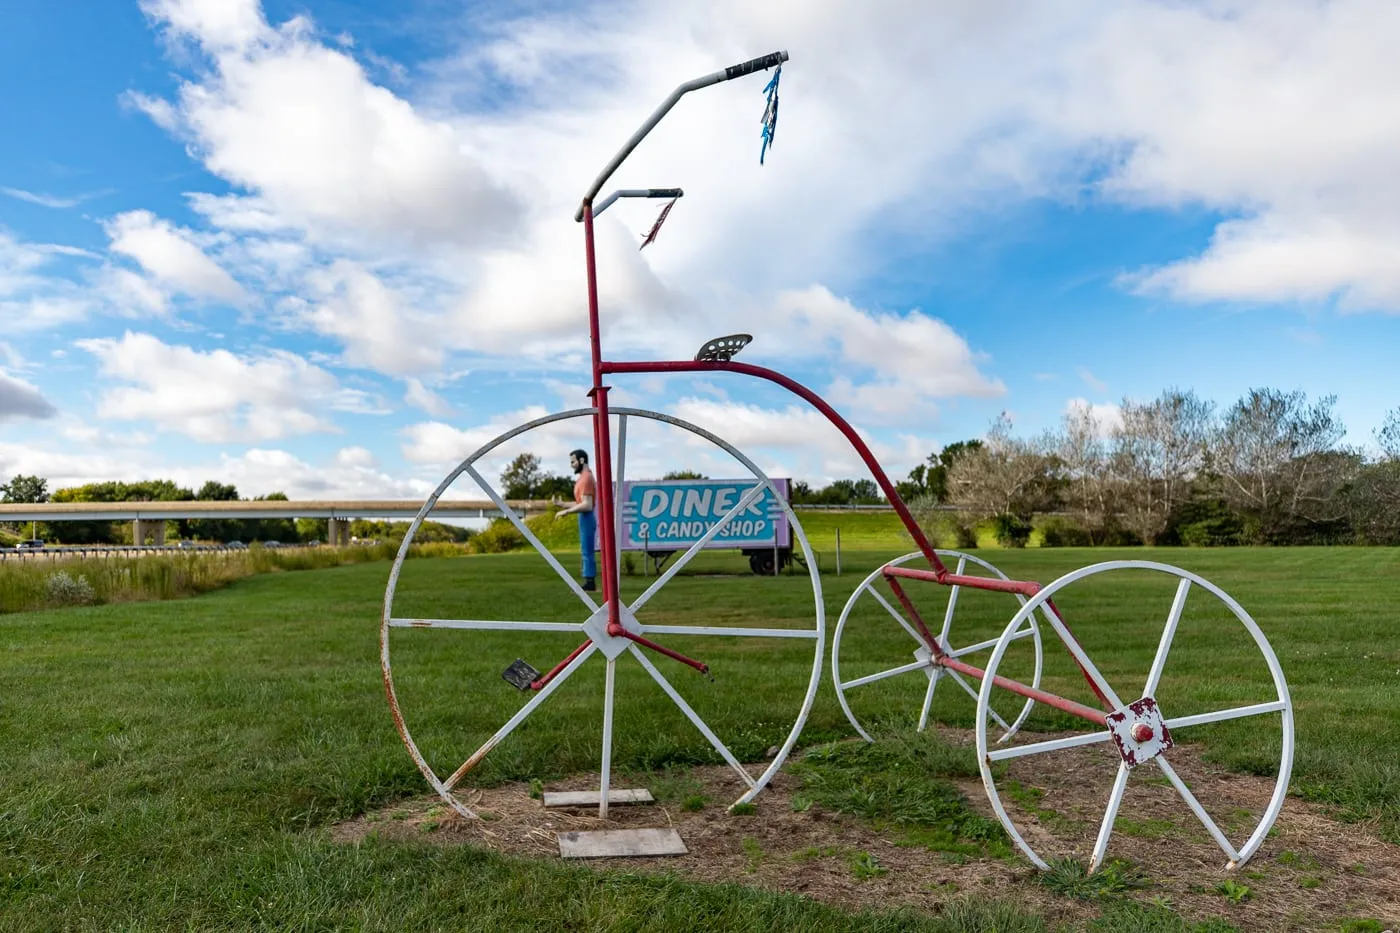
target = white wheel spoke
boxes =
[1145,579,1190,697]
[949,626,1035,659]
[389,617,582,633]
[936,556,967,644]
[951,669,1010,732]
[867,586,930,647]
[464,463,598,612]
[1165,700,1288,730]
[599,658,616,819]
[840,659,929,691]
[917,671,939,732]
[987,730,1113,762]
[443,642,598,790]
[628,482,766,613]
[613,415,627,572]
[629,646,756,788]
[1155,756,1241,864]
[1090,763,1130,871]
[640,624,818,639]
[1042,609,1124,711]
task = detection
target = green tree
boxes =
[1,474,48,503]
[250,492,297,543]
[190,481,242,543]
[501,454,545,499]
[662,470,708,480]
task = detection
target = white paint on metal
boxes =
[443,642,598,794]
[986,730,1113,763]
[600,658,616,819]
[1145,579,1191,697]
[558,827,688,859]
[1164,701,1288,730]
[974,560,1293,874]
[839,659,930,691]
[383,407,825,821]
[630,645,756,789]
[1090,763,1131,872]
[388,617,582,633]
[830,549,1040,745]
[639,624,817,639]
[581,602,644,660]
[464,462,599,613]
[1155,756,1241,865]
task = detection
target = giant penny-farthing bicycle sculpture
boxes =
[383,50,1294,873]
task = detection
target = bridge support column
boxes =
[152,522,166,546]
[133,519,146,545]
[328,517,348,547]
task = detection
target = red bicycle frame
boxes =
[556,50,1114,729]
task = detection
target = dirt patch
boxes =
[332,730,1399,932]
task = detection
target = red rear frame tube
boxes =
[581,200,1113,721]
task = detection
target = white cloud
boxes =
[104,210,246,303]
[75,331,368,443]
[1065,397,1124,436]
[773,286,1004,422]
[134,0,521,251]
[0,370,57,422]
[301,261,443,375]
[404,377,452,416]
[1076,367,1108,394]
[1,187,83,209]
[140,0,271,51]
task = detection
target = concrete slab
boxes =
[542,789,654,808]
[558,828,688,859]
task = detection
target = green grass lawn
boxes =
[2,543,1398,930]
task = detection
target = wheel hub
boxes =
[1106,696,1174,768]
[582,602,644,659]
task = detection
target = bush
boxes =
[466,519,526,554]
[1163,498,1247,547]
[990,514,1032,548]
[1038,516,1093,547]
[45,571,96,606]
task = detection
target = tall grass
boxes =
[0,541,467,614]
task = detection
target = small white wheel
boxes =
[974,561,1294,873]
[382,407,825,820]
[832,550,1044,743]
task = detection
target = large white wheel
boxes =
[382,407,825,820]
[832,550,1045,743]
[974,561,1294,873]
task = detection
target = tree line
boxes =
[8,388,1396,548]
[923,390,1400,547]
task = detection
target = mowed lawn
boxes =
[2,534,1398,930]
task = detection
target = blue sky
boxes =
[2,0,1398,501]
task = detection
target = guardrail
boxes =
[0,543,346,560]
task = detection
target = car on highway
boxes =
[16,539,45,550]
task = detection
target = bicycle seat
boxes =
[695,333,752,362]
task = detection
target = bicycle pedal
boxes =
[502,659,541,691]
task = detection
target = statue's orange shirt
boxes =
[574,468,596,503]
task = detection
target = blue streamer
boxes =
[760,65,781,165]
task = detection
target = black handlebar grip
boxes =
[724,50,788,81]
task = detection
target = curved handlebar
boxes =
[575,50,789,221]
